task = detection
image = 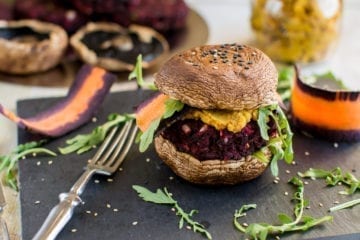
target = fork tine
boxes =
[96,121,132,165]
[106,121,137,169]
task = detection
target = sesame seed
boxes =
[87,159,91,163]
[306,206,311,209]
[319,203,323,207]
[22,156,26,160]
[107,178,113,182]
[191,51,196,55]
[285,170,291,174]
[113,208,119,212]
[169,176,174,180]
[275,236,280,240]
[92,117,97,122]
[333,142,339,148]
[291,161,296,165]
[94,179,100,184]
[132,221,138,226]
[146,158,150,162]
[119,167,123,171]
[34,200,41,204]
[275,176,280,181]
[171,208,176,212]
[86,210,91,214]
[213,66,218,70]
[71,229,77,233]
[41,178,45,182]
[242,222,249,227]
[284,192,289,196]
[94,212,98,217]
[36,161,41,166]
[338,182,342,186]
[304,181,309,185]
[305,151,310,156]
[32,153,37,157]
[186,225,192,230]
[334,201,340,204]
[92,145,96,149]
[106,203,111,208]
[273,180,279,184]
[48,160,53,165]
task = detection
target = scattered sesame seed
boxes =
[273,180,279,184]
[319,203,323,207]
[113,208,119,212]
[92,145,96,149]
[306,206,311,209]
[36,161,41,166]
[22,156,26,160]
[34,200,41,204]
[334,201,340,204]
[86,210,91,214]
[186,225,192,230]
[191,51,196,55]
[275,176,280,181]
[107,178,113,182]
[338,182,342,186]
[285,170,291,174]
[284,192,289,196]
[304,181,309,185]
[171,208,176,212]
[311,177,316,181]
[94,179,100,184]
[92,117,97,122]
[132,221,138,226]
[71,229,77,233]
[94,212,98,217]
[48,160,53,165]
[106,203,111,208]
[213,66,218,70]
[333,142,339,148]
[41,178,45,182]
[305,151,310,156]
[275,236,280,240]
[32,153,37,157]
[87,159,91,163]
[292,161,296,165]
[169,176,174,180]
[119,167,123,171]
[168,192,173,197]
[242,222,249,227]
[146,158,150,162]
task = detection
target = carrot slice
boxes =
[135,93,169,132]
[0,64,116,137]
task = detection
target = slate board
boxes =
[18,90,360,240]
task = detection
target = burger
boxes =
[136,44,293,185]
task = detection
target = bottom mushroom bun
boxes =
[136,44,294,185]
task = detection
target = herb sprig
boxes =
[137,98,184,152]
[133,185,212,239]
[298,167,359,195]
[0,141,56,190]
[277,66,295,102]
[234,177,332,240]
[59,113,135,154]
[255,104,293,176]
[128,54,157,90]
[329,198,360,212]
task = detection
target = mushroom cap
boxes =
[154,44,278,110]
[154,135,270,185]
[0,19,68,74]
[70,22,169,71]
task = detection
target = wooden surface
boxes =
[17,90,360,240]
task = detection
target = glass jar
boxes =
[251,0,343,63]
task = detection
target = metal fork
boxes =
[33,120,137,240]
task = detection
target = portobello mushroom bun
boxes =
[136,44,294,185]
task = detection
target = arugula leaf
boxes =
[59,113,136,154]
[137,98,184,152]
[233,177,332,239]
[133,185,212,239]
[298,167,359,195]
[255,104,293,176]
[329,198,360,212]
[128,54,157,90]
[0,140,56,190]
[277,66,295,102]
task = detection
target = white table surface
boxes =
[1,0,360,239]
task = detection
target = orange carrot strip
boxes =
[136,93,169,132]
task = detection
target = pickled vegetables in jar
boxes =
[251,0,342,63]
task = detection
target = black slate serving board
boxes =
[18,90,360,240]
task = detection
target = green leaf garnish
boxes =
[128,54,157,90]
[277,65,295,102]
[329,198,360,212]
[133,185,212,239]
[0,140,56,190]
[255,104,293,176]
[59,113,136,154]
[298,167,359,195]
[137,98,184,152]
[234,177,332,239]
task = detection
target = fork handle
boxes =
[32,192,82,240]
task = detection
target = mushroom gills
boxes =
[80,30,165,64]
[0,26,49,42]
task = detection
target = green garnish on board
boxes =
[298,167,359,195]
[234,177,332,240]
[0,140,56,190]
[255,104,293,176]
[329,198,360,212]
[277,65,295,102]
[133,185,212,240]
[59,113,135,154]
[128,54,157,90]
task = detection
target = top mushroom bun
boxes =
[136,43,294,185]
